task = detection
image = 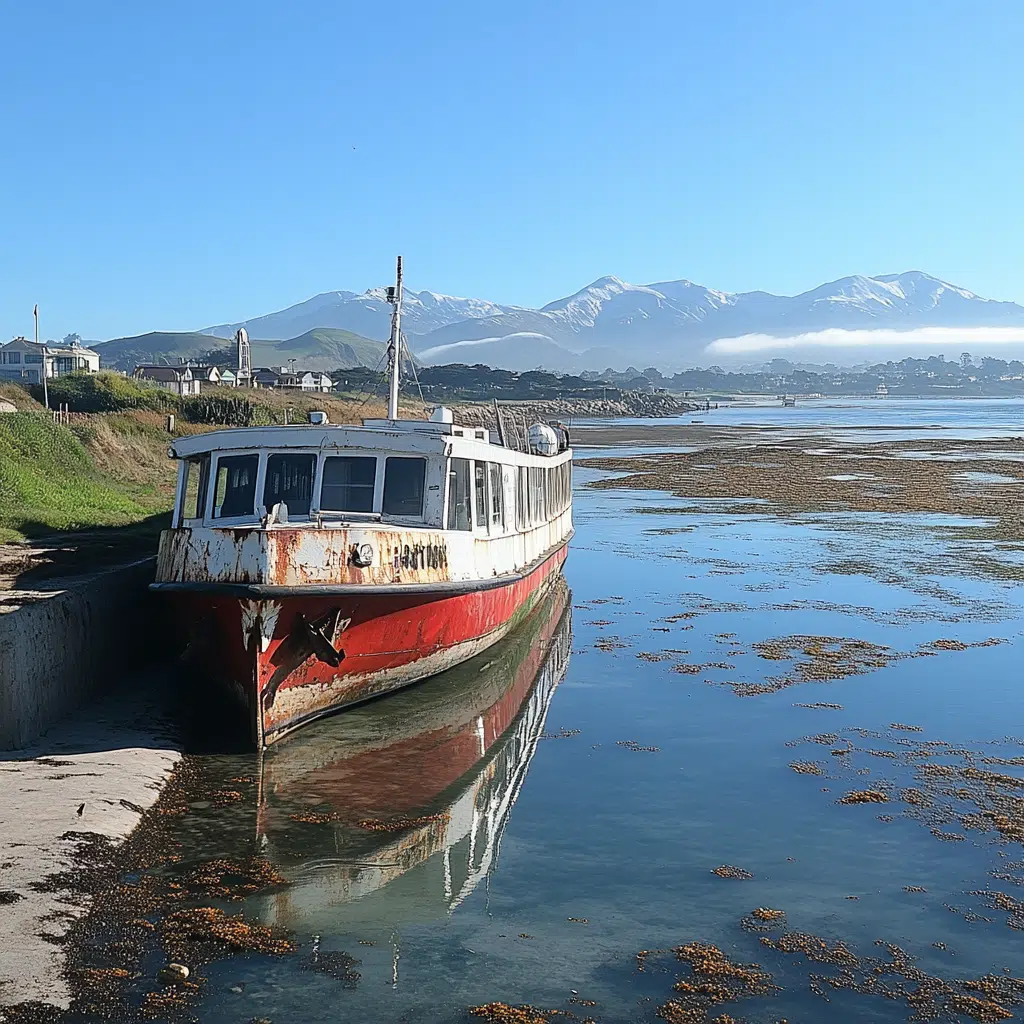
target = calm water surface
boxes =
[579,396,1024,442]
[116,402,1024,1022]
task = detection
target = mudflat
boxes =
[578,427,1024,542]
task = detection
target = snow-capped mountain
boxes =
[204,289,524,342]
[201,271,1024,371]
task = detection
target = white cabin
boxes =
[159,415,573,588]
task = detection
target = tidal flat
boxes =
[3,400,1023,1024]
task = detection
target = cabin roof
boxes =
[168,419,572,466]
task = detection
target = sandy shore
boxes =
[0,670,180,1008]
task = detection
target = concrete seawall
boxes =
[0,558,164,749]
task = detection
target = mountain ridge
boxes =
[104,271,1024,374]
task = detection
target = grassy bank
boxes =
[0,413,173,544]
[0,378,426,548]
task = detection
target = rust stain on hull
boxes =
[172,543,568,747]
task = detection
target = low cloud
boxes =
[706,326,1024,355]
[419,332,554,361]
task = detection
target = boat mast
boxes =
[386,256,403,420]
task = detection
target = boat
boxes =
[150,257,574,746]
[253,576,572,933]
[875,383,889,398]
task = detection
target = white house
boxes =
[0,337,101,385]
[133,364,201,396]
[299,371,333,392]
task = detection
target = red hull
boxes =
[177,542,568,745]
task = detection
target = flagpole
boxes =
[35,304,49,410]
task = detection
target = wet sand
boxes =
[0,672,180,1009]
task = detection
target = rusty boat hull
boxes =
[168,540,568,746]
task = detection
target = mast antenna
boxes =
[386,256,403,420]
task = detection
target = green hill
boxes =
[252,328,389,372]
[94,331,230,371]
[96,327,389,373]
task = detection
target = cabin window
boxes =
[213,454,259,518]
[489,462,504,529]
[180,455,210,520]
[517,466,529,529]
[474,461,487,528]
[447,458,472,530]
[264,453,315,518]
[383,457,426,517]
[528,466,546,523]
[321,455,377,513]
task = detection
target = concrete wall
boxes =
[0,558,166,749]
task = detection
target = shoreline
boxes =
[0,671,181,1008]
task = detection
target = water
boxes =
[577,396,1024,442]
[73,401,1024,1023]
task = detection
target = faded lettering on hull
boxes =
[156,512,572,589]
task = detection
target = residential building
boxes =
[252,367,283,388]
[0,337,101,384]
[298,371,332,392]
[250,366,332,392]
[187,364,223,387]
[133,364,201,396]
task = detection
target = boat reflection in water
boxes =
[251,576,572,933]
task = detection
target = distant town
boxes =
[2,333,1024,402]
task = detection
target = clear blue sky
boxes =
[2,0,1022,341]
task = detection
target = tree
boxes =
[960,352,972,370]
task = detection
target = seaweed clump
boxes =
[741,907,787,932]
[761,931,1024,1022]
[838,790,889,805]
[469,1003,560,1023]
[657,942,778,1023]
[711,865,753,880]
[162,907,295,961]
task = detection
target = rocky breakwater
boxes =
[453,390,696,428]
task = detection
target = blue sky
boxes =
[1,1,1022,341]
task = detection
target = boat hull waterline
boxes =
[174,542,568,745]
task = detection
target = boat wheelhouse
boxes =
[151,258,573,746]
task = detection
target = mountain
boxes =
[94,331,231,372]
[251,329,389,372]
[413,271,1024,369]
[124,270,1024,373]
[203,289,524,342]
[96,328,389,373]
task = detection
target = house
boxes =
[132,364,201,396]
[298,371,332,393]
[0,337,101,385]
[250,367,332,392]
[252,367,282,389]
[218,368,238,387]
[187,365,223,387]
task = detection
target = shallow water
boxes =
[77,403,1024,1023]
[577,396,1024,442]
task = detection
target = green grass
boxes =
[0,413,169,541]
[30,371,176,413]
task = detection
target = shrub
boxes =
[179,394,273,427]
[31,372,177,413]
